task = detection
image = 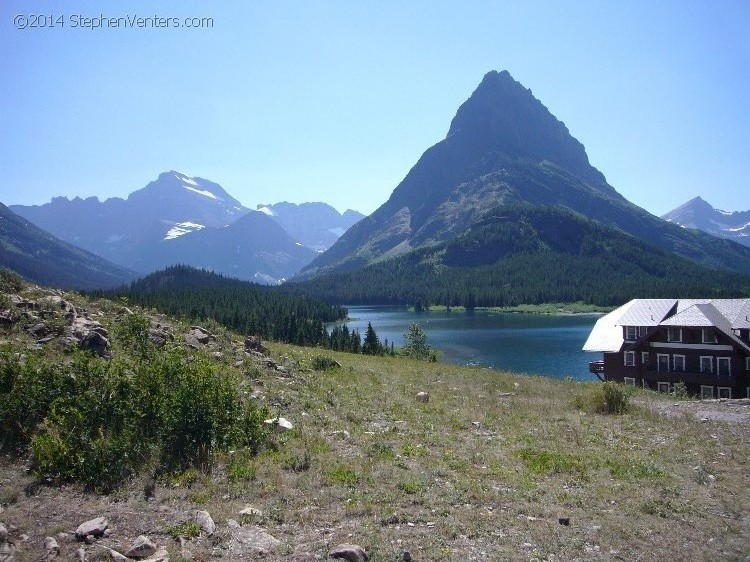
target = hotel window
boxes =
[702,329,718,344]
[718,387,732,399]
[700,356,713,373]
[625,326,637,341]
[624,377,636,386]
[624,351,635,366]
[667,328,682,342]
[717,357,731,377]
[657,354,669,372]
[641,352,650,366]
[638,326,648,338]
[701,385,714,399]
[672,355,685,372]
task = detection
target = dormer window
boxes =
[667,328,682,342]
[625,326,637,341]
[702,329,718,344]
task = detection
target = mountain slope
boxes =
[257,202,364,251]
[662,197,750,247]
[131,210,317,284]
[289,203,750,306]
[0,202,135,289]
[300,71,750,278]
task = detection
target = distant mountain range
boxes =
[294,70,750,304]
[257,202,364,251]
[0,202,134,290]
[662,196,750,247]
[10,172,361,285]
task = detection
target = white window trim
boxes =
[657,353,670,372]
[717,387,732,399]
[717,357,731,377]
[672,354,686,372]
[667,328,682,343]
[701,385,714,399]
[641,351,649,365]
[638,326,648,338]
[624,377,636,386]
[657,382,671,393]
[624,351,635,366]
[625,326,637,341]
[700,356,713,374]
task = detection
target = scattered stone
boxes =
[264,417,293,431]
[195,510,215,536]
[226,519,280,556]
[402,551,413,562]
[0,523,7,543]
[37,295,76,317]
[0,541,16,562]
[245,335,269,355]
[143,547,169,562]
[708,474,717,484]
[0,311,13,325]
[75,517,108,540]
[329,543,369,562]
[84,535,95,545]
[108,549,129,562]
[26,322,49,337]
[186,326,212,345]
[44,536,60,553]
[415,392,429,403]
[56,532,72,543]
[558,517,570,526]
[125,535,157,559]
[75,547,86,562]
[239,506,263,519]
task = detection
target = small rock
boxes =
[44,536,60,553]
[415,392,429,403]
[245,335,269,355]
[102,528,112,538]
[55,532,72,543]
[264,417,293,431]
[329,543,369,562]
[195,510,215,536]
[108,549,129,562]
[402,551,413,562]
[76,546,86,562]
[0,542,17,562]
[558,517,570,526]
[143,547,169,562]
[708,474,717,484]
[75,517,108,540]
[125,535,157,559]
[0,523,7,543]
[226,519,280,556]
[239,506,263,519]
[84,535,95,545]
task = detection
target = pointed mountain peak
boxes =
[446,70,603,185]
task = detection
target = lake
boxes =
[333,306,602,380]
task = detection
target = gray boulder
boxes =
[124,535,157,559]
[329,544,369,562]
[226,519,280,556]
[75,517,108,540]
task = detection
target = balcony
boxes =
[589,360,605,374]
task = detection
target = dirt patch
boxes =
[647,397,750,424]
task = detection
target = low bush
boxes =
[573,381,631,415]
[0,346,269,491]
[310,354,341,371]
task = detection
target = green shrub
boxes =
[0,269,25,293]
[671,381,689,399]
[573,381,631,415]
[311,354,341,371]
[1,346,269,490]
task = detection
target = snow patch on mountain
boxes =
[164,222,205,240]
[183,185,219,200]
[257,206,275,216]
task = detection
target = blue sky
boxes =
[1,0,748,216]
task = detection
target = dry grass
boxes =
[1,297,749,560]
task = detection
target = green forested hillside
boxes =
[289,204,750,307]
[98,266,347,345]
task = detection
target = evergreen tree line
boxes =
[324,322,395,356]
[287,204,750,307]
[95,265,347,346]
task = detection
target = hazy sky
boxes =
[2,0,748,216]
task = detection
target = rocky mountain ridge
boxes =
[662,196,750,247]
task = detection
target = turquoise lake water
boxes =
[333,306,602,380]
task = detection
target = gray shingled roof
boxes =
[583,298,750,354]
